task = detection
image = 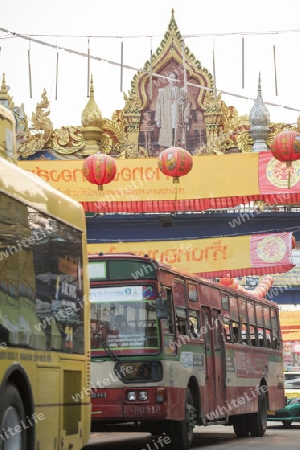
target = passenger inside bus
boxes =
[115,314,130,334]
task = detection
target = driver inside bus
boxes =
[115,314,130,334]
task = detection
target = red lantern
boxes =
[270,130,300,187]
[158,147,193,183]
[220,277,234,286]
[82,153,116,191]
[220,276,238,289]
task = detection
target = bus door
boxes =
[201,307,217,414]
[211,309,226,409]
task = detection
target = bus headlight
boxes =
[138,391,148,401]
[156,387,166,403]
[127,391,136,401]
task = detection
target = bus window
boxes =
[238,299,249,345]
[161,287,175,335]
[249,325,258,347]
[173,278,186,307]
[271,308,280,349]
[247,301,258,346]
[256,304,264,327]
[230,297,241,343]
[223,321,231,342]
[189,310,200,338]
[258,327,266,347]
[176,307,188,335]
[241,323,249,345]
[232,324,240,343]
[265,329,272,348]
[203,313,210,349]
[247,301,256,324]
[263,306,271,329]
[187,283,198,303]
[213,314,222,350]
[230,297,238,321]
[238,299,247,322]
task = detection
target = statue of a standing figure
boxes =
[155,71,190,148]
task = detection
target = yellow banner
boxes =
[18,154,259,203]
[87,235,251,274]
[282,332,300,341]
[280,311,300,327]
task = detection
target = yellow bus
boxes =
[0,106,90,450]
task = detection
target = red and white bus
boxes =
[88,252,285,450]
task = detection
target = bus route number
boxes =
[124,405,161,415]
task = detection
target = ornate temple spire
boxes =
[0,73,14,108]
[81,75,103,156]
[249,73,270,152]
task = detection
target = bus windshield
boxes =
[90,284,160,355]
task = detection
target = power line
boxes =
[2,28,300,39]
[1,27,300,116]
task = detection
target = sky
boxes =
[1,0,300,129]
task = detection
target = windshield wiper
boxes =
[97,338,120,362]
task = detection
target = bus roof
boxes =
[0,157,86,231]
[88,252,279,309]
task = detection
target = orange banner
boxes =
[18,154,258,202]
[87,232,294,278]
[280,311,300,342]
[18,152,300,213]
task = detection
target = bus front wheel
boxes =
[249,390,268,437]
[282,420,292,428]
[167,387,196,450]
[233,416,250,437]
[0,383,26,450]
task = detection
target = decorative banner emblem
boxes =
[257,236,286,262]
[266,157,300,189]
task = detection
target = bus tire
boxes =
[233,416,250,437]
[0,383,26,450]
[167,387,195,450]
[282,420,292,428]
[249,390,268,437]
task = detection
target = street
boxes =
[83,422,300,450]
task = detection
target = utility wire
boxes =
[1,27,300,114]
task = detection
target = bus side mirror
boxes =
[156,298,168,319]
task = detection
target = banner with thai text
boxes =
[87,232,294,278]
[18,153,300,213]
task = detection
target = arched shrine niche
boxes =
[122,11,214,157]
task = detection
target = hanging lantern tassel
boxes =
[273,44,278,96]
[212,39,217,96]
[174,185,178,215]
[120,39,123,92]
[149,37,153,101]
[87,38,90,98]
[28,41,32,99]
[181,42,187,92]
[242,36,244,89]
[55,43,59,101]
[286,161,292,189]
